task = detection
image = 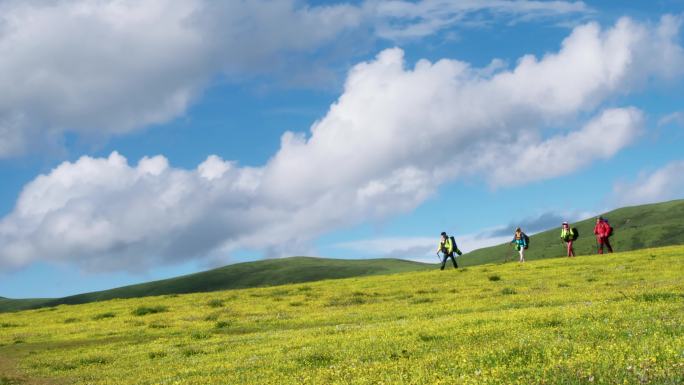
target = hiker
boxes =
[437,232,462,270]
[510,227,528,263]
[593,216,613,254]
[560,222,576,257]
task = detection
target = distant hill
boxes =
[0,257,432,313]
[460,199,684,266]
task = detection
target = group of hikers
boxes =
[436,217,614,269]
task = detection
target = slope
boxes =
[0,257,432,312]
[460,198,684,266]
[0,246,681,384]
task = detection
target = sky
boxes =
[1,0,684,299]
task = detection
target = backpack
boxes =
[522,233,530,249]
[604,219,613,237]
[571,227,579,241]
[449,236,458,254]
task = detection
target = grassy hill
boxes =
[0,257,432,313]
[460,199,684,266]
[0,246,681,384]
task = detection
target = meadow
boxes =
[1,246,682,384]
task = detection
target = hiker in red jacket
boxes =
[593,217,613,254]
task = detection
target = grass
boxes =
[0,245,681,384]
[461,198,684,266]
[0,257,433,312]
[131,306,168,316]
[92,312,116,320]
[4,199,683,315]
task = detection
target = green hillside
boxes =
[0,257,432,313]
[4,199,684,313]
[0,246,681,384]
[0,298,52,313]
[460,199,684,266]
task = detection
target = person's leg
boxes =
[449,253,458,269]
[440,255,447,270]
[597,238,604,254]
[568,240,575,257]
[605,238,613,253]
[519,246,525,262]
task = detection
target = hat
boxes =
[440,232,447,237]
[562,221,568,225]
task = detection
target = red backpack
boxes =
[603,220,613,237]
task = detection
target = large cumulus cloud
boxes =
[0,16,682,271]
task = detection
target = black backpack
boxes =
[571,227,579,241]
[522,233,530,249]
[449,236,458,253]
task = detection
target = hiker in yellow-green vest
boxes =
[437,231,462,270]
[560,222,576,257]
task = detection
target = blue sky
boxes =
[1,0,683,298]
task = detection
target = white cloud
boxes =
[334,236,438,260]
[0,16,683,272]
[612,161,684,206]
[484,108,643,186]
[333,232,512,263]
[0,0,599,159]
[658,111,684,127]
[369,0,591,40]
[485,210,588,237]
[0,0,363,158]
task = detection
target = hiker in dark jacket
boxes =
[593,217,613,254]
[510,227,528,263]
[560,222,576,257]
[437,232,462,270]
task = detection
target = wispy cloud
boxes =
[334,233,513,263]
[658,111,684,127]
[483,209,594,238]
[612,161,684,206]
[369,0,593,40]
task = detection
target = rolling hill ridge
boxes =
[0,257,432,312]
[3,199,683,312]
